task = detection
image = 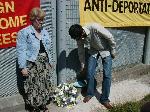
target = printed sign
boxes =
[80,0,150,27]
[0,0,40,48]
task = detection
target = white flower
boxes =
[63,97,66,101]
[64,86,69,91]
[72,89,77,94]
[58,104,60,107]
[58,90,63,95]
[52,83,78,107]
[70,97,75,102]
[58,84,62,88]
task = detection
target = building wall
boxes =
[0,0,146,97]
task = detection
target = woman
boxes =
[16,7,53,112]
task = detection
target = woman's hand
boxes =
[49,64,54,69]
[21,68,28,76]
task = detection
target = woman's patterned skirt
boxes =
[24,53,53,108]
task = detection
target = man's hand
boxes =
[21,68,28,76]
[80,67,86,75]
[81,63,85,71]
[79,67,87,80]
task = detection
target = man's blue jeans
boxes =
[86,54,112,103]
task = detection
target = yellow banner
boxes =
[80,0,150,27]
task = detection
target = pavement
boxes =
[0,64,150,112]
[47,74,150,112]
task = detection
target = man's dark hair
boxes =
[69,24,83,40]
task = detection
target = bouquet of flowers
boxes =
[52,83,78,107]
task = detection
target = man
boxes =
[69,23,116,109]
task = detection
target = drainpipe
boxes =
[56,0,67,84]
[51,0,57,86]
[144,28,150,65]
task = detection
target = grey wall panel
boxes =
[0,48,18,97]
[63,0,81,82]
[41,0,57,86]
[110,28,145,67]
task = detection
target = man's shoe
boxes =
[73,81,87,88]
[83,96,92,103]
[102,102,113,109]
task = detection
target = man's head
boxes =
[69,24,87,41]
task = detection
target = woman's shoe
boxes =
[43,107,49,112]
[30,108,40,112]
[40,105,49,112]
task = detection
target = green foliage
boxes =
[109,102,140,112]
[140,94,150,104]
[107,94,150,112]
[90,94,150,112]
